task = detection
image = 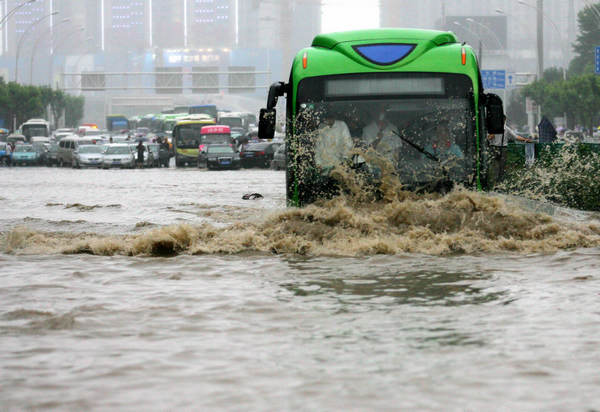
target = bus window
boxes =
[176,125,204,148]
[295,73,475,187]
[22,124,49,139]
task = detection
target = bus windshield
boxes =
[201,133,232,145]
[219,117,243,129]
[295,72,475,185]
[176,124,203,148]
[22,125,48,139]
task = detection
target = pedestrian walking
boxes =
[136,141,145,168]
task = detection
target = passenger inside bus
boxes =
[424,121,464,160]
[314,109,353,170]
[361,104,401,163]
[298,99,472,186]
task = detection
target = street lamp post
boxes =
[516,0,567,75]
[465,18,509,109]
[0,0,37,27]
[15,11,59,82]
[1,0,38,54]
[29,18,72,84]
[453,21,485,64]
[516,0,569,127]
[50,26,85,87]
[517,0,550,79]
[465,17,504,51]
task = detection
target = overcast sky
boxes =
[321,0,380,33]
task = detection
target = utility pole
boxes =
[568,0,575,63]
[536,0,543,127]
[441,2,446,28]
[281,0,293,74]
[536,0,543,79]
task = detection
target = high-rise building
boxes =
[152,0,184,49]
[187,0,235,49]
[238,0,321,66]
[3,0,52,54]
[106,0,149,51]
[51,0,93,54]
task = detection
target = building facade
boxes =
[237,0,321,70]
[379,0,588,73]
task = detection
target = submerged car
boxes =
[239,142,281,168]
[73,144,105,168]
[101,144,135,169]
[11,144,39,166]
[46,141,59,166]
[32,141,50,165]
[198,144,241,170]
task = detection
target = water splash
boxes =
[2,187,599,257]
[499,143,600,211]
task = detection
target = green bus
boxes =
[159,113,189,135]
[258,29,504,206]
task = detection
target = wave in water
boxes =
[45,203,122,211]
[2,188,600,257]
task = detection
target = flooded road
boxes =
[1,167,600,410]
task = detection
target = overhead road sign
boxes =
[481,69,506,89]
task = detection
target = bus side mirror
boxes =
[267,81,286,109]
[258,108,276,140]
[484,93,505,134]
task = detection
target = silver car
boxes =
[102,144,135,169]
[73,144,105,168]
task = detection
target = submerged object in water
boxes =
[242,193,263,200]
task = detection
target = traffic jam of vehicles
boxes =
[0,107,284,170]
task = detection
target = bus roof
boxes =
[295,28,478,89]
[22,119,49,125]
[201,125,230,134]
[175,119,216,126]
[176,114,215,122]
[163,113,188,120]
[312,28,457,49]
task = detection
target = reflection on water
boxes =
[283,270,504,307]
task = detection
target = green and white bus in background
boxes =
[171,115,216,167]
[158,113,189,136]
[259,29,504,206]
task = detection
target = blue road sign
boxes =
[596,47,600,74]
[506,71,516,88]
[481,69,506,89]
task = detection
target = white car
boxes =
[73,144,105,168]
[101,144,135,169]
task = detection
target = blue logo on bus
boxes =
[353,44,416,66]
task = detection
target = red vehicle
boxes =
[197,125,234,153]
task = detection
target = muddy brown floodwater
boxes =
[1,167,599,411]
